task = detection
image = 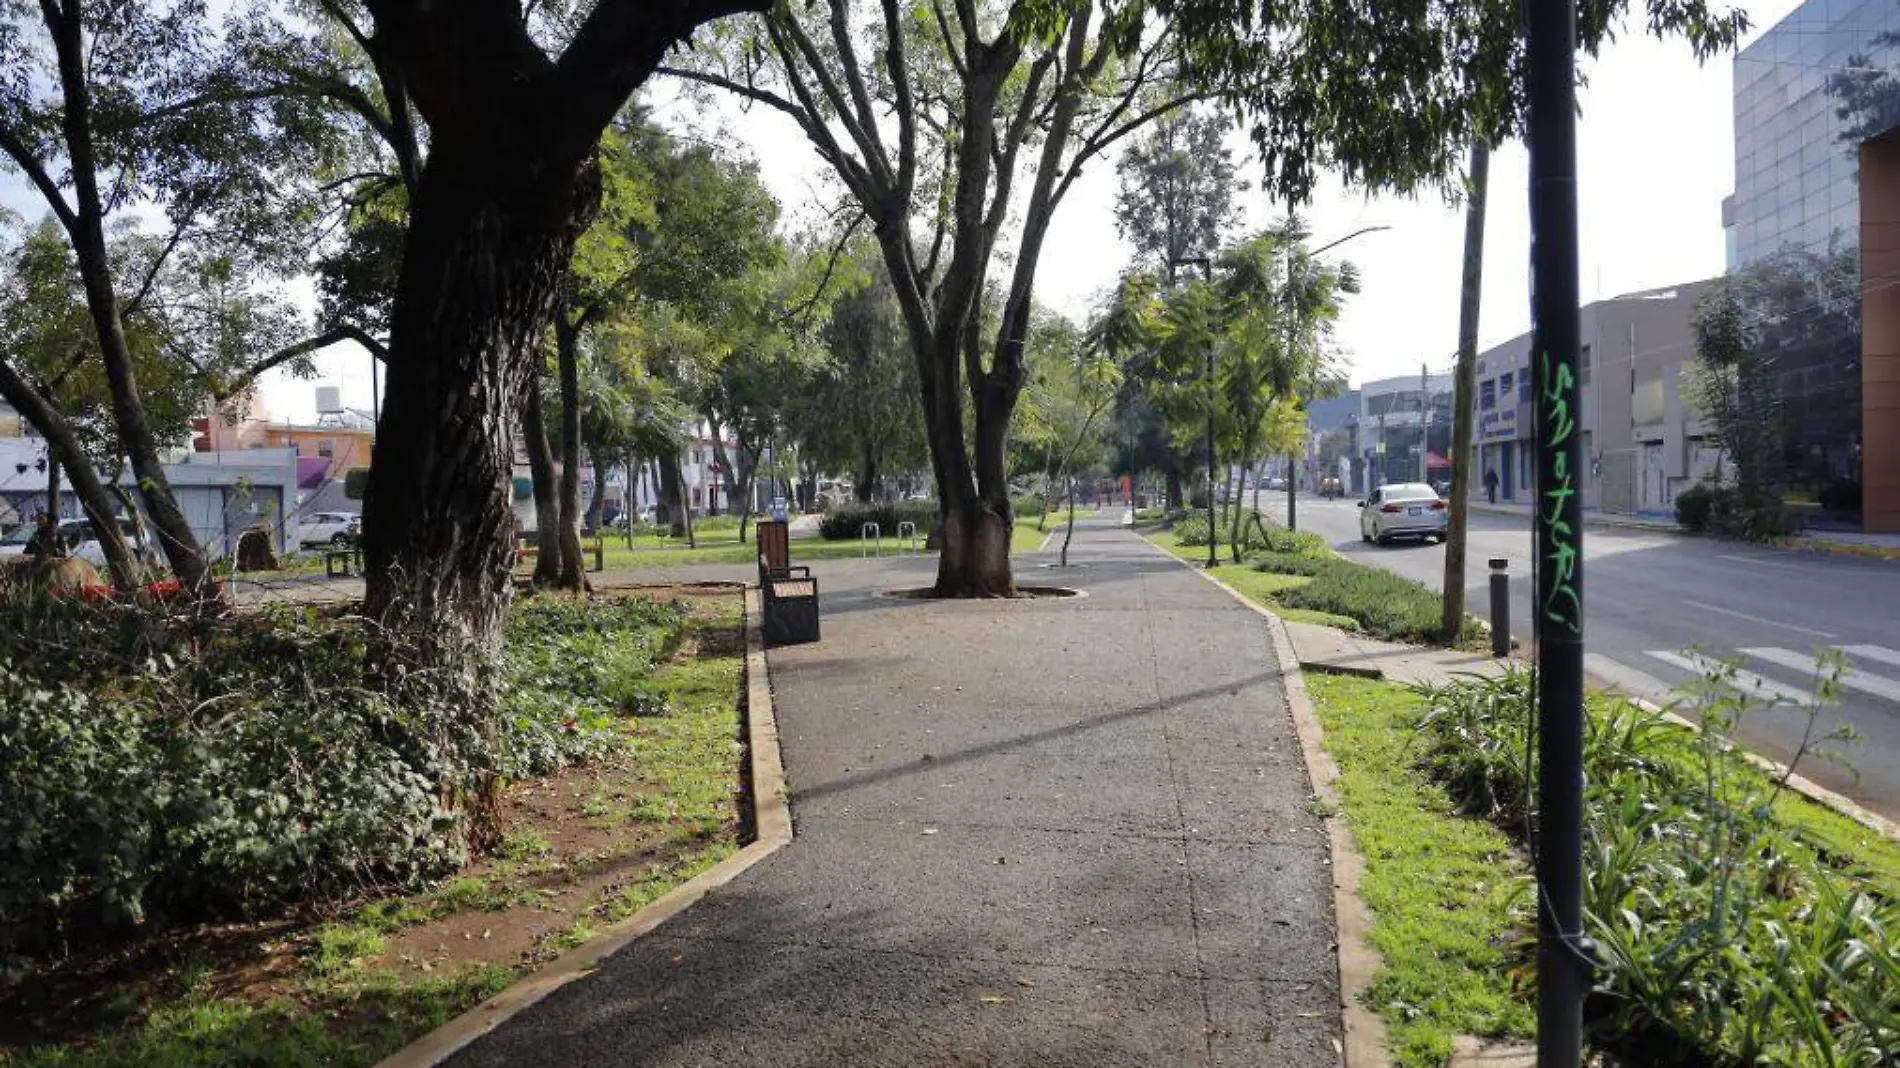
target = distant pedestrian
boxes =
[1484,468,1499,504]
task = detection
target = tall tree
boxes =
[667,0,1215,596]
[1,0,332,596]
[802,260,928,505]
[351,0,767,661]
[1114,105,1242,270]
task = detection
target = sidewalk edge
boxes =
[375,585,794,1068]
[1137,539,1390,1068]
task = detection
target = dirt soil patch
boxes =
[0,585,751,1067]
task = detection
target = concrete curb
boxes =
[1465,502,1678,535]
[1137,537,1389,1068]
[375,585,794,1068]
[1775,536,1900,562]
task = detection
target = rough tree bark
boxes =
[522,387,563,587]
[553,309,589,590]
[1442,141,1490,644]
[359,0,767,657]
[585,446,609,533]
[0,360,142,590]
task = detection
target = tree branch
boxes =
[213,324,391,403]
[0,124,80,239]
[782,211,866,328]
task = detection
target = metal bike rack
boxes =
[895,520,919,556]
[861,522,882,557]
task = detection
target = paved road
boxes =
[450,517,1343,1066]
[1264,494,1900,820]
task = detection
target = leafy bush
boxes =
[1675,481,1793,541]
[1010,494,1046,521]
[0,589,689,964]
[1172,511,1213,546]
[1674,482,1716,532]
[1408,665,1898,1065]
[343,467,370,500]
[818,500,938,541]
[1253,553,1483,646]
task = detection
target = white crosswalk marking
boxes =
[1844,644,1900,670]
[1644,650,1811,704]
[1743,647,1900,702]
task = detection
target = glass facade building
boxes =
[1724,0,1900,519]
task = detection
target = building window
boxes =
[1580,344,1592,388]
[1498,373,1513,405]
[693,449,704,466]
[1480,379,1496,411]
[1519,372,1531,402]
[317,440,334,459]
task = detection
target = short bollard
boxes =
[1488,557,1511,658]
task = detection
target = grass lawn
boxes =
[1143,527,1360,629]
[592,521,1047,571]
[1,589,750,1067]
[1305,675,1535,1067]
[1142,524,1485,647]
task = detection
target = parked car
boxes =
[1266,475,1287,491]
[0,516,154,567]
[298,511,361,549]
[1359,482,1448,545]
[1319,477,1344,499]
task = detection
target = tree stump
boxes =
[235,525,280,572]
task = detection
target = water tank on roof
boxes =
[316,386,344,415]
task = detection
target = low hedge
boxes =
[1255,552,1483,646]
[818,500,938,540]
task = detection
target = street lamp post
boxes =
[1168,255,1218,569]
[1284,224,1389,533]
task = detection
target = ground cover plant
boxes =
[1407,665,1897,1065]
[0,586,750,1066]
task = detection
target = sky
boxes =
[2,0,1804,419]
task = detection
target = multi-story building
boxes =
[1724,0,1900,529]
[1469,281,1715,515]
[1354,372,1454,491]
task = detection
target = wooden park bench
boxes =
[755,519,819,646]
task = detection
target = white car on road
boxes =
[0,516,154,567]
[1359,483,1448,545]
[298,511,361,549]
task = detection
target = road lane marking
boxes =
[1845,644,1900,669]
[1683,600,1838,639]
[1714,554,1812,572]
[1645,650,1811,704]
[1743,647,1900,703]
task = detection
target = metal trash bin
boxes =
[763,575,820,646]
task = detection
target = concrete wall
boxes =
[1863,132,1900,532]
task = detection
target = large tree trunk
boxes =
[855,445,877,503]
[553,310,588,591]
[585,446,609,533]
[46,453,61,527]
[0,360,143,590]
[659,452,687,538]
[1166,468,1183,510]
[362,133,599,657]
[1442,141,1490,645]
[522,385,563,587]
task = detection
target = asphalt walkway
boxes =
[449,514,1342,1067]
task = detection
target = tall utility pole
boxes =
[1443,141,1492,643]
[1528,0,1589,1063]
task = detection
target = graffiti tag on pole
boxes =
[1540,350,1581,635]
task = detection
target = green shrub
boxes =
[1674,482,1715,531]
[1172,512,1213,546]
[1252,553,1483,645]
[0,590,689,965]
[1676,482,1793,541]
[1408,666,1899,1065]
[1010,494,1046,521]
[818,500,938,541]
[343,467,370,500]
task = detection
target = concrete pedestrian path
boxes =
[448,514,1343,1066]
